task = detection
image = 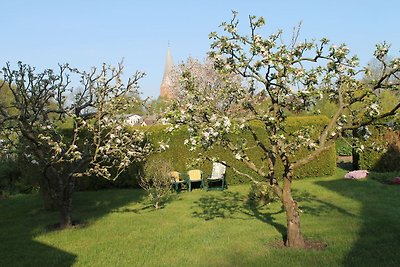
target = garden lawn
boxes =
[1,168,400,267]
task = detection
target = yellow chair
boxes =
[187,169,204,191]
[170,171,186,192]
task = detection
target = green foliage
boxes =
[0,81,18,117]
[147,97,171,115]
[0,157,41,196]
[379,90,400,113]
[139,158,173,209]
[146,116,336,185]
[336,138,353,156]
[247,182,278,206]
[316,99,340,118]
[0,160,20,196]
[74,162,142,191]
[359,129,400,172]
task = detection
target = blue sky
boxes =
[1,0,399,98]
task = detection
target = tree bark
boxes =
[40,187,58,211]
[352,129,360,170]
[44,165,75,229]
[60,193,73,229]
[59,175,75,229]
[282,175,305,248]
[39,176,58,211]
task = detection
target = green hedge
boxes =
[146,115,336,185]
[74,163,142,191]
[2,116,336,192]
[0,158,41,195]
[359,128,400,172]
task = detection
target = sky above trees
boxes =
[1,0,399,98]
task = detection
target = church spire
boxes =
[160,47,174,99]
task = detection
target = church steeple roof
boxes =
[162,47,173,83]
[160,47,174,99]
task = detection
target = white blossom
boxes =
[223,117,231,128]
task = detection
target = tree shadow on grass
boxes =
[192,191,245,220]
[292,189,358,218]
[111,191,183,214]
[317,176,400,266]
[72,188,147,222]
[0,188,147,266]
[192,188,360,245]
[111,205,153,214]
[192,191,287,241]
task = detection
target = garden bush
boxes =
[247,181,278,206]
[139,158,173,209]
[336,137,352,156]
[359,128,400,172]
[0,158,40,195]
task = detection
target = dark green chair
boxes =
[170,171,186,192]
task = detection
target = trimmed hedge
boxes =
[2,116,336,192]
[359,128,400,172]
[146,115,336,185]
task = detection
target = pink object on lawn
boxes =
[344,170,369,179]
[389,177,400,185]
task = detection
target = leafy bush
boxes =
[247,182,278,206]
[139,158,173,209]
[336,138,353,156]
[359,129,400,172]
[0,158,40,196]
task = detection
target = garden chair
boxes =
[206,162,227,191]
[170,171,186,192]
[186,169,204,191]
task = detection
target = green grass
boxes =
[1,168,400,266]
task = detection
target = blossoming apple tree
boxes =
[166,12,400,247]
[0,62,152,228]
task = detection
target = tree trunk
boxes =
[60,194,73,229]
[39,178,58,211]
[352,147,360,170]
[59,175,75,229]
[352,129,360,170]
[44,165,75,229]
[282,176,305,248]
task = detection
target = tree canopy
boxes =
[0,62,152,228]
[166,12,400,247]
